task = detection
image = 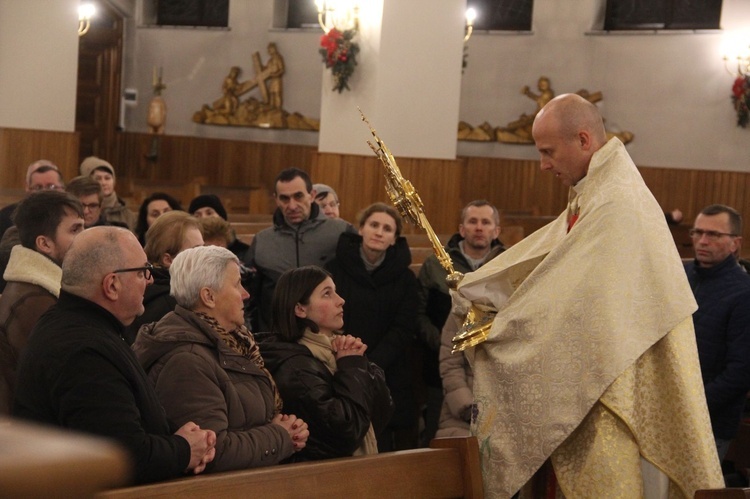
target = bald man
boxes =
[13,226,216,485]
[453,94,723,497]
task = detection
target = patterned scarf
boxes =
[195,311,283,414]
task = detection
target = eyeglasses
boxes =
[30,184,65,191]
[688,229,738,241]
[113,263,154,280]
[81,202,101,211]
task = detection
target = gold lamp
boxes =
[78,3,95,37]
[315,0,360,34]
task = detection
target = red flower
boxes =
[733,77,746,99]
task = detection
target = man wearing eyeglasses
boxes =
[685,204,750,461]
[13,226,217,484]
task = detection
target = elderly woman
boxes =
[324,202,419,451]
[133,246,309,472]
[126,211,204,342]
[259,265,392,461]
[312,183,340,219]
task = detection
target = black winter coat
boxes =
[13,291,190,484]
[325,232,419,428]
[126,266,176,344]
[258,333,393,461]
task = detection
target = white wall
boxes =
[456,0,750,171]
[0,0,79,131]
[2,0,748,170]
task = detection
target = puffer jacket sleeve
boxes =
[439,311,473,421]
[152,350,294,472]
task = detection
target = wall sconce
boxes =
[315,0,359,34]
[78,3,95,36]
[722,32,750,78]
[464,8,477,42]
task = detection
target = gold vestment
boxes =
[458,138,723,498]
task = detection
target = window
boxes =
[156,0,229,28]
[286,0,319,29]
[467,0,534,31]
[604,0,723,30]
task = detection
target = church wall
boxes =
[117,0,750,172]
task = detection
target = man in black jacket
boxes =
[685,204,750,461]
[13,226,216,484]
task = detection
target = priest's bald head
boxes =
[532,93,608,187]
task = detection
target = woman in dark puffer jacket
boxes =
[259,265,393,461]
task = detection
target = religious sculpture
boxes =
[458,76,634,145]
[193,43,319,131]
[147,67,167,135]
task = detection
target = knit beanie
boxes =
[188,194,228,220]
[80,156,115,178]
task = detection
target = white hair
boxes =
[169,245,239,308]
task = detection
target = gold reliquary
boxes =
[360,110,494,352]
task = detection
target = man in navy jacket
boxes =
[685,204,750,460]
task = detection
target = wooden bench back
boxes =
[98,436,483,499]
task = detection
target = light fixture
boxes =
[78,3,95,37]
[314,0,359,34]
[721,31,750,77]
[464,8,477,42]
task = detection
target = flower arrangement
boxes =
[732,75,750,128]
[319,28,359,93]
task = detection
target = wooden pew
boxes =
[200,184,271,214]
[231,221,274,235]
[97,436,483,499]
[695,490,750,498]
[236,233,254,246]
[410,247,434,265]
[228,213,273,224]
[0,416,129,496]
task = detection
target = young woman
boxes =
[324,202,419,451]
[258,265,392,461]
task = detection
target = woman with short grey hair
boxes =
[133,245,309,472]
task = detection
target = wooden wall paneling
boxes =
[110,133,750,246]
[0,128,79,188]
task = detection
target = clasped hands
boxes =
[273,413,310,452]
[331,334,367,359]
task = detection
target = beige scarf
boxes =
[195,311,283,414]
[298,329,378,456]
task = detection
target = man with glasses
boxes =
[66,175,128,229]
[13,226,217,484]
[685,204,750,461]
[0,191,84,414]
[0,160,65,239]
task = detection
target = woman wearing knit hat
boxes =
[80,156,137,230]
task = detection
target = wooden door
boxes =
[76,2,123,164]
